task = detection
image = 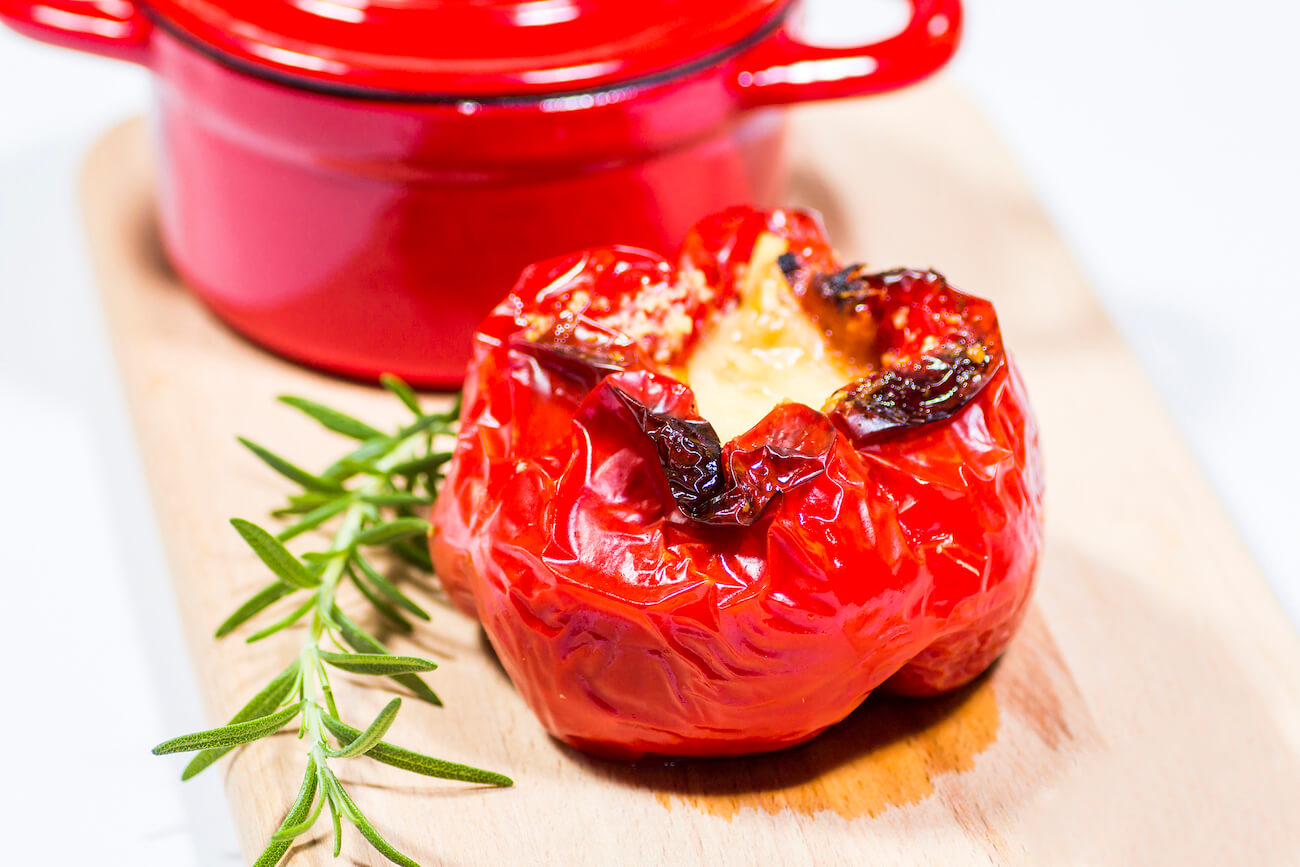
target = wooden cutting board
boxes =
[82,82,1300,866]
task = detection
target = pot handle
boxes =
[0,0,152,64]
[733,0,962,108]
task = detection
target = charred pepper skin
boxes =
[431,207,1044,759]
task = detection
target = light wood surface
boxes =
[82,83,1300,866]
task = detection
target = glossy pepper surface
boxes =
[430,207,1043,759]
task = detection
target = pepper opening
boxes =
[507,215,1005,526]
[683,233,869,442]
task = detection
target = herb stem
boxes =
[312,434,424,641]
[153,382,508,867]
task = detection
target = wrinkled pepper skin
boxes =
[431,207,1044,759]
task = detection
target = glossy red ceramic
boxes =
[2,0,963,386]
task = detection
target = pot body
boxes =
[150,32,788,385]
[2,0,963,387]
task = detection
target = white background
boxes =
[1,1,1297,864]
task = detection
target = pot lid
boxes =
[148,0,789,99]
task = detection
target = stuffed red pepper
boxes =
[431,207,1043,759]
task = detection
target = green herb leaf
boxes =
[359,492,435,508]
[326,698,402,759]
[318,651,437,677]
[321,715,512,786]
[355,555,430,621]
[326,774,421,867]
[181,660,301,780]
[301,549,349,565]
[353,812,421,867]
[238,437,344,493]
[335,608,442,705]
[231,518,321,590]
[153,702,303,755]
[391,539,434,572]
[272,491,338,517]
[379,374,421,414]
[388,452,452,478]
[268,777,328,841]
[346,564,413,632]
[277,495,353,542]
[245,595,316,644]
[322,437,398,482]
[355,518,431,547]
[278,395,386,441]
[252,755,319,867]
[396,413,450,440]
[325,771,343,857]
[215,581,297,638]
[320,768,360,820]
[315,655,340,719]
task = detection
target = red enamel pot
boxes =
[2,0,961,387]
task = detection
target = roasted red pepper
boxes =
[431,207,1043,759]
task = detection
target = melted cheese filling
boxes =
[685,234,855,442]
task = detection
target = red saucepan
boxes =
[2,0,962,386]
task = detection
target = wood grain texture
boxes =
[81,83,1300,866]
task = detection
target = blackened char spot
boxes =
[777,252,800,281]
[511,329,647,392]
[608,389,727,519]
[814,264,874,308]
[606,387,836,528]
[517,332,770,525]
[831,344,993,443]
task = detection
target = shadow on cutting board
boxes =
[473,607,1084,825]
[601,672,1001,822]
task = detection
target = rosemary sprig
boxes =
[153,376,510,867]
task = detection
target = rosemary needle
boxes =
[153,378,511,867]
